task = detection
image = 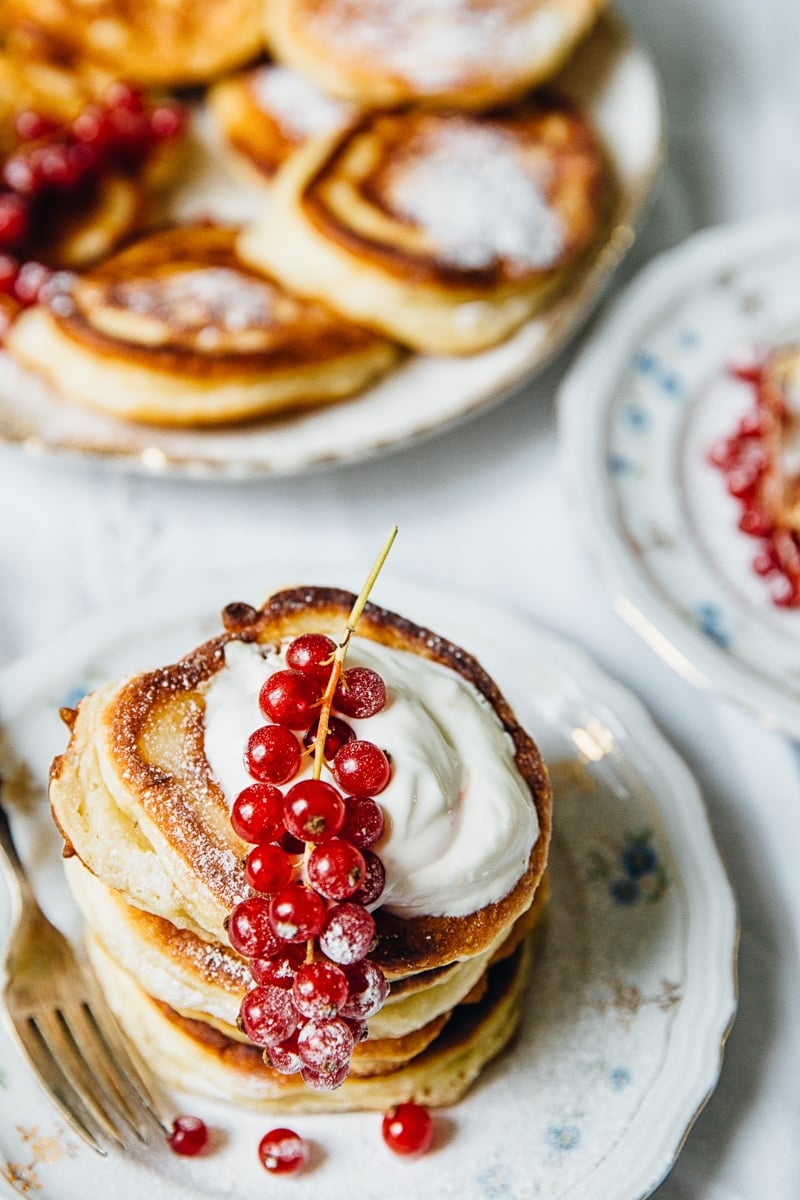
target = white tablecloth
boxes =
[1,1,799,1195]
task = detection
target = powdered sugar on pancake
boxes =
[306,0,570,91]
[385,120,565,272]
[249,64,355,139]
[114,267,277,333]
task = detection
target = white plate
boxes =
[0,13,662,479]
[559,212,800,738]
[0,572,736,1200]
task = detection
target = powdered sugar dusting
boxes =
[250,65,354,139]
[114,267,276,333]
[308,0,569,91]
[386,121,564,271]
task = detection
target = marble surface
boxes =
[0,1,799,1196]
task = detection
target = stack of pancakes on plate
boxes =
[49,587,552,1111]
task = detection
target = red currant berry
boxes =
[334,666,387,718]
[231,782,285,843]
[105,105,150,159]
[344,1016,368,1043]
[246,843,295,893]
[258,1127,308,1175]
[269,885,325,942]
[319,902,376,965]
[303,714,355,761]
[342,958,388,1019]
[250,948,303,988]
[0,254,19,295]
[65,140,98,180]
[280,829,306,855]
[381,1103,434,1156]
[14,261,51,306]
[264,1030,303,1075]
[245,725,301,785]
[286,633,336,682]
[0,193,29,247]
[740,506,773,537]
[226,896,282,958]
[239,984,297,1048]
[292,961,349,1020]
[149,102,186,139]
[349,849,386,906]
[105,81,146,111]
[167,1114,209,1157]
[283,779,345,842]
[72,104,112,153]
[2,153,41,195]
[297,1016,354,1075]
[36,142,79,188]
[341,794,385,848]
[307,839,365,900]
[13,109,56,141]
[301,1061,350,1091]
[260,669,320,729]
[333,741,391,796]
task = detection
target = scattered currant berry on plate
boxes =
[258,1127,309,1175]
[226,896,283,959]
[230,781,285,843]
[307,838,365,900]
[238,984,298,1048]
[340,794,384,848]
[381,1103,434,1156]
[334,666,387,718]
[245,725,301,785]
[333,740,391,796]
[260,669,320,729]
[167,1115,209,1156]
[319,902,376,965]
[292,961,349,1020]
[283,779,345,842]
[286,633,336,682]
[269,884,326,942]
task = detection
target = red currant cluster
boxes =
[226,632,392,1091]
[0,82,186,336]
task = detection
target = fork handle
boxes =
[0,792,36,911]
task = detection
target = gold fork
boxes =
[0,787,167,1155]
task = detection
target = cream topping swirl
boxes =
[202,637,538,920]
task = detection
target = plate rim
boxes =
[558,208,800,739]
[0,10,664,482]
[0,569,737,1200]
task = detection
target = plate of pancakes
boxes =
[0,570,736,1199]
[0,3,662,476]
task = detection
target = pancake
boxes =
[237,99,611,353]
[50,586,551,973]
[760,346,800,532]
[262,0,606,110]
[4,0,264,87]
[5,225,399,425]
[87,931,536,1111]
[209,62,357,182]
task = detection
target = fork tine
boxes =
[31,1010,130,1151]
[66,1000,166,1142]
[15,1016,111,1156]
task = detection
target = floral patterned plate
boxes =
[559,212,800,737]
[0,573,736,1200]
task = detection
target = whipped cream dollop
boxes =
[203,637,538,919]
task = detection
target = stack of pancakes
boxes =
[49,587,552,1112]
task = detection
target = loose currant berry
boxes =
[341,794,385,848]
[283,779,345,842]
[167,1115,209,1156]
[303,714,355,761]
[334,666,387,718]
[250,942,306,985]
[307,839,365,900]
[319,902,376,965]
[258,1127,308,1174]
[269,885,325,942]
[227,896,282,958]
[381,1103,434,1156]
[245,725,301,785]
[349,850,386,907]
[264,1030,303,1075]
[238,984,297,1048]
[333,740,391,796]
[231,782,285,843]
[286,633,336,682]
[341,959,388,1019]
[149,102,186,139]
[245,843,295,893]
[292,961,349,1020]
[297,1017,354,1075]
[259,669,320,729]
